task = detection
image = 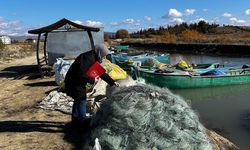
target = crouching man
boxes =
[64,43,118,127]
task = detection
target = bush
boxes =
[179,29,203,42]
[148,34,161,42]
[0,40,5,50]
[115,29,130,39]
[161,32,177,43]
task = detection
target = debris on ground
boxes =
[38,91,74,114]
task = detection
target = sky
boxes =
[0,0,250,36]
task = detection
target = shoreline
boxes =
[122,41,250,57]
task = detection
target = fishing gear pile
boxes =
[88,84,213,150]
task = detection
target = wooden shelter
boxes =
[28,18,100,76]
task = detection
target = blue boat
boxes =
[111,52,170,71]
[112,52,170,64]
[111,45,129,51]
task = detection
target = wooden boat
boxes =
[133,67,250,89]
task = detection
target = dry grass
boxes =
[0,43,35,62]
[149,32,177,43]
[239,33,250,38]
[161,32,177,43]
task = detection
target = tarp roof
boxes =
[28,18,100,34]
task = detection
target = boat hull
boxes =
[137,69,250,89]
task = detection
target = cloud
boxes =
[73,20,83,24]
[162,8,182,18]
[0,20,22,29]
[110,22,119,26]
[213,17,220,23]
[245,9,250,15]
[3,32,19,36]
[135,23,140,26]
[0,17,4,22]
[229,17,246,24]
[3,19,103,36]
[203,9,208,12]
[223,12,232,17]
[0,22,28,36]
[84,20,103,27]
[191,18,208,23]
[185,9,195,16]
[122,18,135,24]
[110,18,140,27]
[0,22,8,29]
[10,20,22,27]
[144,16,151,21]
[73,20,103,27]
[170,18,184,25]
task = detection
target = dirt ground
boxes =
[0,53,84,150]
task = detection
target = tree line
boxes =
[130,21,219,38]
[112,21,219,39]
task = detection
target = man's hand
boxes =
[114,82,120,87]
[94,77,100,83]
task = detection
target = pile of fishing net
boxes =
[141,57,166,68]
[85,84,213,150]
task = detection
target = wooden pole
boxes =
[36,33,42,76]
[44,33,48,64]
[87,30,95,50]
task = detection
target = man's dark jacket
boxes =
[64,50,115,100]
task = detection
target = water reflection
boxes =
[172,78,250,150]
[172,84,250,100]
[168,53,250,150]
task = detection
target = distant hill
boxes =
[10,36,36,42]
[10,35,46,42]
[10,32,115,42]
[104,32,116,38]
[207,26,250,34]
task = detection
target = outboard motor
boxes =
[242,64,250,69]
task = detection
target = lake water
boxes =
[169,53,250,150]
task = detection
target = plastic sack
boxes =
[175,60,193,71]
[92,138,101,150]
[53,58,74,85]
[201,69,226,76]
[102,59,127,80]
